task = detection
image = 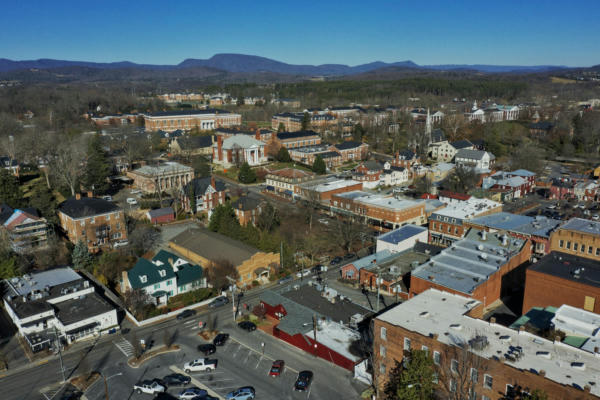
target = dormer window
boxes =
[140,275,147,283]
[159,270,166,278]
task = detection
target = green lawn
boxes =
[268,161,312,172]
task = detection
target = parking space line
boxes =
[169,365,224,400]
[229,337,299,374]
[255,355,262,369]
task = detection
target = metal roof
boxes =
[468,212,561,238]
[560,218,600,236]
[378,225,427,245]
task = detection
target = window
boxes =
[166,280,172,285]
[448,226,451,233]
[379,362,386,374]
[449,379,457,393]
[433,351,441,365]
[483,374,493,389]
[106,214,110,220]
[506,385,515,396]
[432,372,438,384]
[597,248,600,256]
[159,270,166,277]
[559,239,564,248]
[581,244,586,253]
[403,337,411,351]
[573,243,578,251]
[482,396,491,400]
[566,241,571,249]
[380,327,387,340]
[421,345,429,355]
[154,283,160,289]
[140,275,147,283]
[90,217,95,224]
[380,345,386,358]
[589,246,593,254]
[470,368,478,383]
[451,359,458,373]
[469,389,477,400]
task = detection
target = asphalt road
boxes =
[0,279,366,400]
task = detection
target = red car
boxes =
[269,360,285,377]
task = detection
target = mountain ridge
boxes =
[0,53,574,75]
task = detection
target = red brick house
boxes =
[331,141,369,162]
[146,207,175,224]
[182,176,227,214]
[231,195,262,226]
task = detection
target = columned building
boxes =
[127,162,194,193]
[142,109,241,132]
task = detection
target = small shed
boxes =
[147,207,175,224]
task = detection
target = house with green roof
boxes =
[122,250,205,306]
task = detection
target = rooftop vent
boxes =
[499,335,511,342]
[479,253,488,261]
[450,323,462,330]
[477,244,484,251]
[420,311,430,318]
[571,362,586,371]
[536,351,551,359]
[469,335,489,350]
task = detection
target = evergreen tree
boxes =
[83,134,111,194]
[312,155,326,175]
[188,184,197,214]
[277,122,286,133]
[28,182,58,226]
[238,162,257,184]
[276,146,291,162]
[384,350,436,400]
[0,255,19,279]
[0,169,22,208]
[72,240,93,270]
[301,112,311,131]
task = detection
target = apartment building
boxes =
[0,205,49,253]
[549,218,600,261]
[265,168,315,198]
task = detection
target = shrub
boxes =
[168,288,214,307]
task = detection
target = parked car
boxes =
[197,343,216,355]
[126,197,138,205]
[183,358,217,373]
[131,189,142,194]
[225,386,255,400]
[278,275,293,284]
[330,256,342,265]
[295,269,311,278]
[102,195,112,201]
[134,380,166,395]
[209,296,229,308]
[176,309,196,320]
[294,370,313,392]
[343,253,355,260]
[213,333,229,346]
[113,240,129,248]
[269,360,285,377]
[162,373,191,387]
[237,321,257,332]
[311,265,327,274]
[593,214,599,221]
[178,387,208,399]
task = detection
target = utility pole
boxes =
[54,326,65,383]
[103,374,109,400]
[376,278,383,312]
[226,276,237,322]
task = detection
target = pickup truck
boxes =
[133,380,166,395]
[183,358,218,373]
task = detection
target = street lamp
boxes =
[393,286,400,304]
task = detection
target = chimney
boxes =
[431,333,439,340]
[255,129,261,140]
[217,135,223,161]
[87,191,93,198]
[594,346,599,354]
[490,317,496,324]
[168,257,174,266]
[539,370,546,377]
[211,176,216,189]
[585,385,591,393]
[75,193,81,200]
[554,335,561,343]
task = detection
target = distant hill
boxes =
[0,54,576,76]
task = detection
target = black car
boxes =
[237,321,257,332]
[311,265,324,274]
[213,333,230,346]
[294,370,313,392]
[330,256,342,265]
[209,296,229,308]
[162,373,191,387]
[343,253,355,260]
[197,343,216,355]
[176,309,196,320]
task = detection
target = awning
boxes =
[254,267,269,276]
[66,322,100,335]
[284,190,293,195]
[266,185,275,191]
[151,290,167,297]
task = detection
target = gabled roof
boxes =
[510,169,536,177]
[396,149,416,160]
[357,160,383,171]
[344,249,396,271]
[334,141,365,150]
[147,207,174,218]
[219,135,264,150]
[127,257,176,289]
[175,135,214,150]
[455,149,494,161]
[276,130,320,140]
[184,177,226,195]
[0,156,18,168]
[3,209,45,229]
[450,139,473,150]
[58,197,120,219]
[232,196,262,211]
[0,203,14,225]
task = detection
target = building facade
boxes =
[549,218,600,261]
[143,109,241,132]
[1,206,49,253]
[127,162,194,194]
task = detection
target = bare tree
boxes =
[122,289,151,319]
[436,340,488,400]
[328,219,366,253]
[206,259,239,290]
[50,137,86,196]
[442,113,467,142]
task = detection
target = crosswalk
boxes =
[113,337,134,357]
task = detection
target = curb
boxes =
[169,365,225,400]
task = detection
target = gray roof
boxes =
[132,162,193,176]
[218,135,264,150]
[468,212,561,239]
[184,176,226,195]
[260,290,322,336]
[148,207,174,218]
[455,149,494,161]
[450,139,473,149]
[412,228,526,295]
[343,249,397,272]
[4,268,81,297]
[559,218,600,236]
[231,196,262,211]
[170,228,258,266]
[54,291,114,326]
[530,252,600,289]
[58,197,120,219]
[378,225,427,245]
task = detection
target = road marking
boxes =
[255,355,263,369]
[113,338,134,357]
[169,365,224,400]
[36,359,49,366]
[229,337,299,374]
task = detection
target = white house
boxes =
[454,149,495,172]
[2,268,118,352]
[433,139,474,162]
[380,162,409,186]
[376,225,428,253]
[212,135,267,167]
[123,250,206,306]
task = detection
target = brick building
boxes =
[465,212,561,258]
[298,178,363,203]
[411,228,531,308]
[271,130,322,149]
[271,112,303,131]
[142,109,241,132]
[428,197,503,247]
[127,162,194,194]
[57,193,127,253]
[212,134,267,168]
[231,195,262,226]
[331,191,427,230]
[522,251,600,314]
[182,176,226,214]
[332,141,369,162]
[373,289,598,400]
[287,146,342,168]
[215,127,273,142]
[549,218,600,261]
[0,206,49,253]
[264,168,315,199]
[352,161,383,189]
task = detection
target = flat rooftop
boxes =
[529,251,600,289]
[312,179,361,193]
[468,212,561,238]
[377,289,600,396]
[280,284,372,325]
[355,194,422,211]
[131,162,193,176]
[55,291,114,326]
[412,229,526,295]
[560,218,600,236]
[4,268,81,297]
[431,197,502,222]
[378,225,427,245]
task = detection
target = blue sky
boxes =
[1,0,598,66]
